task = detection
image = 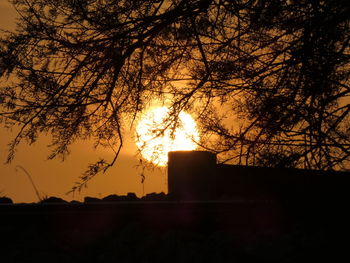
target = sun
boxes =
[135,107,200,166]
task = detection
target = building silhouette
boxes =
[168,151,350,201]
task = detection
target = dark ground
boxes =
[1,195,349,263]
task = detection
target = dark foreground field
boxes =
[0,198,349,262]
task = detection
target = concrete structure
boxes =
[168,150,350,201]
[168,151,217,200]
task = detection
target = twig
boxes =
[15,165,42,201]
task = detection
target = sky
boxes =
[0,1,167,203]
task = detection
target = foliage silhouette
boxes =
[0,0,350,192]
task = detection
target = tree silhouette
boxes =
[1,0,349,190]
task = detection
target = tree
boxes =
[1,0,349,191]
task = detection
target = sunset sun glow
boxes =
[135,107,199,166]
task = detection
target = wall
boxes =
[168,151,350,201]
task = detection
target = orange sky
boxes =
[0,1,166,203]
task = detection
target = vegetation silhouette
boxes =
[0,192,349,262]
[0,196,13,203]
[0,0,349,192]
